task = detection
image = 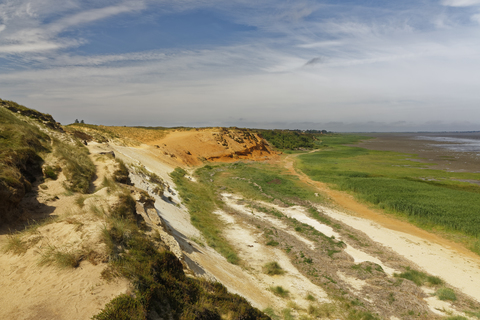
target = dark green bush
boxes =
[92,294,145,320]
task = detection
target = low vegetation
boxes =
[257,129,317,150]
[170,167,239,264]
[263,261,285,275]
[197,161,322,205]
[96,184,267,319]
[53,138,95,193]
[298,136,480,253]
[3,234,29,255]
[38,245,83,269]
[270,285,290,298]
[0,103,49,221]
[394,267,443,286]
[436,287,457,301]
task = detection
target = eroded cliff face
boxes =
[149,128,277,166]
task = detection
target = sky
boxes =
[1,0,480,132]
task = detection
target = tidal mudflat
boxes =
[356,132,480,174]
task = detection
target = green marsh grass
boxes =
[298,143,480,249]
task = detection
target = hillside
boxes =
[2,100,480,320]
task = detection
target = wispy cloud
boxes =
[0,1,145,55]
[441,0,480,7]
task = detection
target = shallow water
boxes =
[415,135,480,154]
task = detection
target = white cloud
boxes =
[47,3,145,33]
[441,0,480,7]
[0,1,145,55]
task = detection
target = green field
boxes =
[297,135,480,252]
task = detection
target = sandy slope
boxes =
[92,142,480,317]
[0,146,130,320]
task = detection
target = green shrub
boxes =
[347,309,379,320]
[282,308,294,320]
[257,129,316,150]
[92,294,145,320]
[436,287,457,301]
[263,307,280,320]
[266,240,279,246]
[43,165,60,180]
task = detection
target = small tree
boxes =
[80,120,84,124]
[74,119,79,123]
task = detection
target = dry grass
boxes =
[38,245,83,269]
[3,234,28,255]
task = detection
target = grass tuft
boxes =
[263,261,285,275]
[3,234,28,255]
[394,267,443,286]
[38,245,82,268]
[270,285,290,298]
[436,287,457,301]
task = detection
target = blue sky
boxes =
[1,0,480,131]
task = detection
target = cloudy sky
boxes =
[1,0,480,131]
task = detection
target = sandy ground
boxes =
[0,145,130,320]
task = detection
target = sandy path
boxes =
[285,154,480,302]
